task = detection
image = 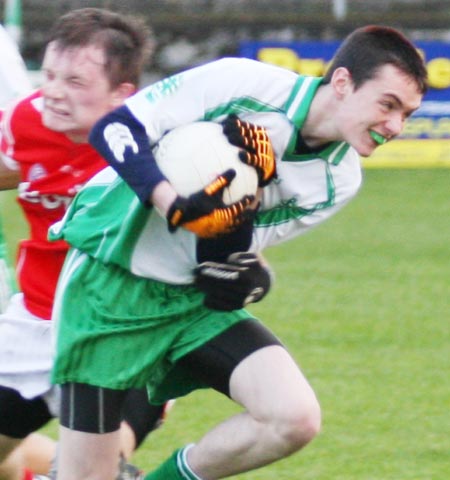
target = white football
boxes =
[153,122,258,204]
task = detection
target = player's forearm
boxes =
[0,155,20,190]
[89,105,167,206]
[151,180,178,216]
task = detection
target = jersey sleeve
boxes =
[88,105,166,205]
[125,57,298,142]
[0,98,20,169]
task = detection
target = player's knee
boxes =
[288,400,321,447]
[271,398,321,454]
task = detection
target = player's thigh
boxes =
[230,344,320,421]
[176,318,282,397]
[177,319,320,422]
[60,383,126,434]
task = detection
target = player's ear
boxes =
[330,67,354,98]
[111,82,136,107]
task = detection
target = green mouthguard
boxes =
[370,131,387,145]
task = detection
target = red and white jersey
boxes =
[0,90,107,319]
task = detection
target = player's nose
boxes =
[386,111,405,137]
[42,78,65,100]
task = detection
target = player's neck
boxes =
[65,131,89,144]
[301,85,341,148]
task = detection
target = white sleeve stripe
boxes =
[1,153,19,171]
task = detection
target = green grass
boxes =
[1,169,449,479]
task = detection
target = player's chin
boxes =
[355,140,378,158]
[358,148,375,158]
[42,114,71,132]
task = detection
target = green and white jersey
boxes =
[50,58,362,284]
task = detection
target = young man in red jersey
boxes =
[0,8,170,480]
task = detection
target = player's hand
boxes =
[194,252,273,311]
[222,114,277,187]
[166,169,255,238]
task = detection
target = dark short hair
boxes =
[46,8,153,88]
[322,25,428,94]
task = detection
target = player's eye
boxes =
[65,74,85,87]
[380,101,394,111]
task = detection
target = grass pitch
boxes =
[1,168,449,479]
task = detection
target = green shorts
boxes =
[52,249,253,404]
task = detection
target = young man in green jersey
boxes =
[50,26,427,479]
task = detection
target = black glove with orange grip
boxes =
[166,169,255,238]
[222,114,277,187]
[194,252,273,311]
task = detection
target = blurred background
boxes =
[0,4,448,478]
[2,0,450,167]
[2,0,450,81]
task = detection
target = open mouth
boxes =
[49,108,69,117]
[369,130,388,145]
[44,103,69,117]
